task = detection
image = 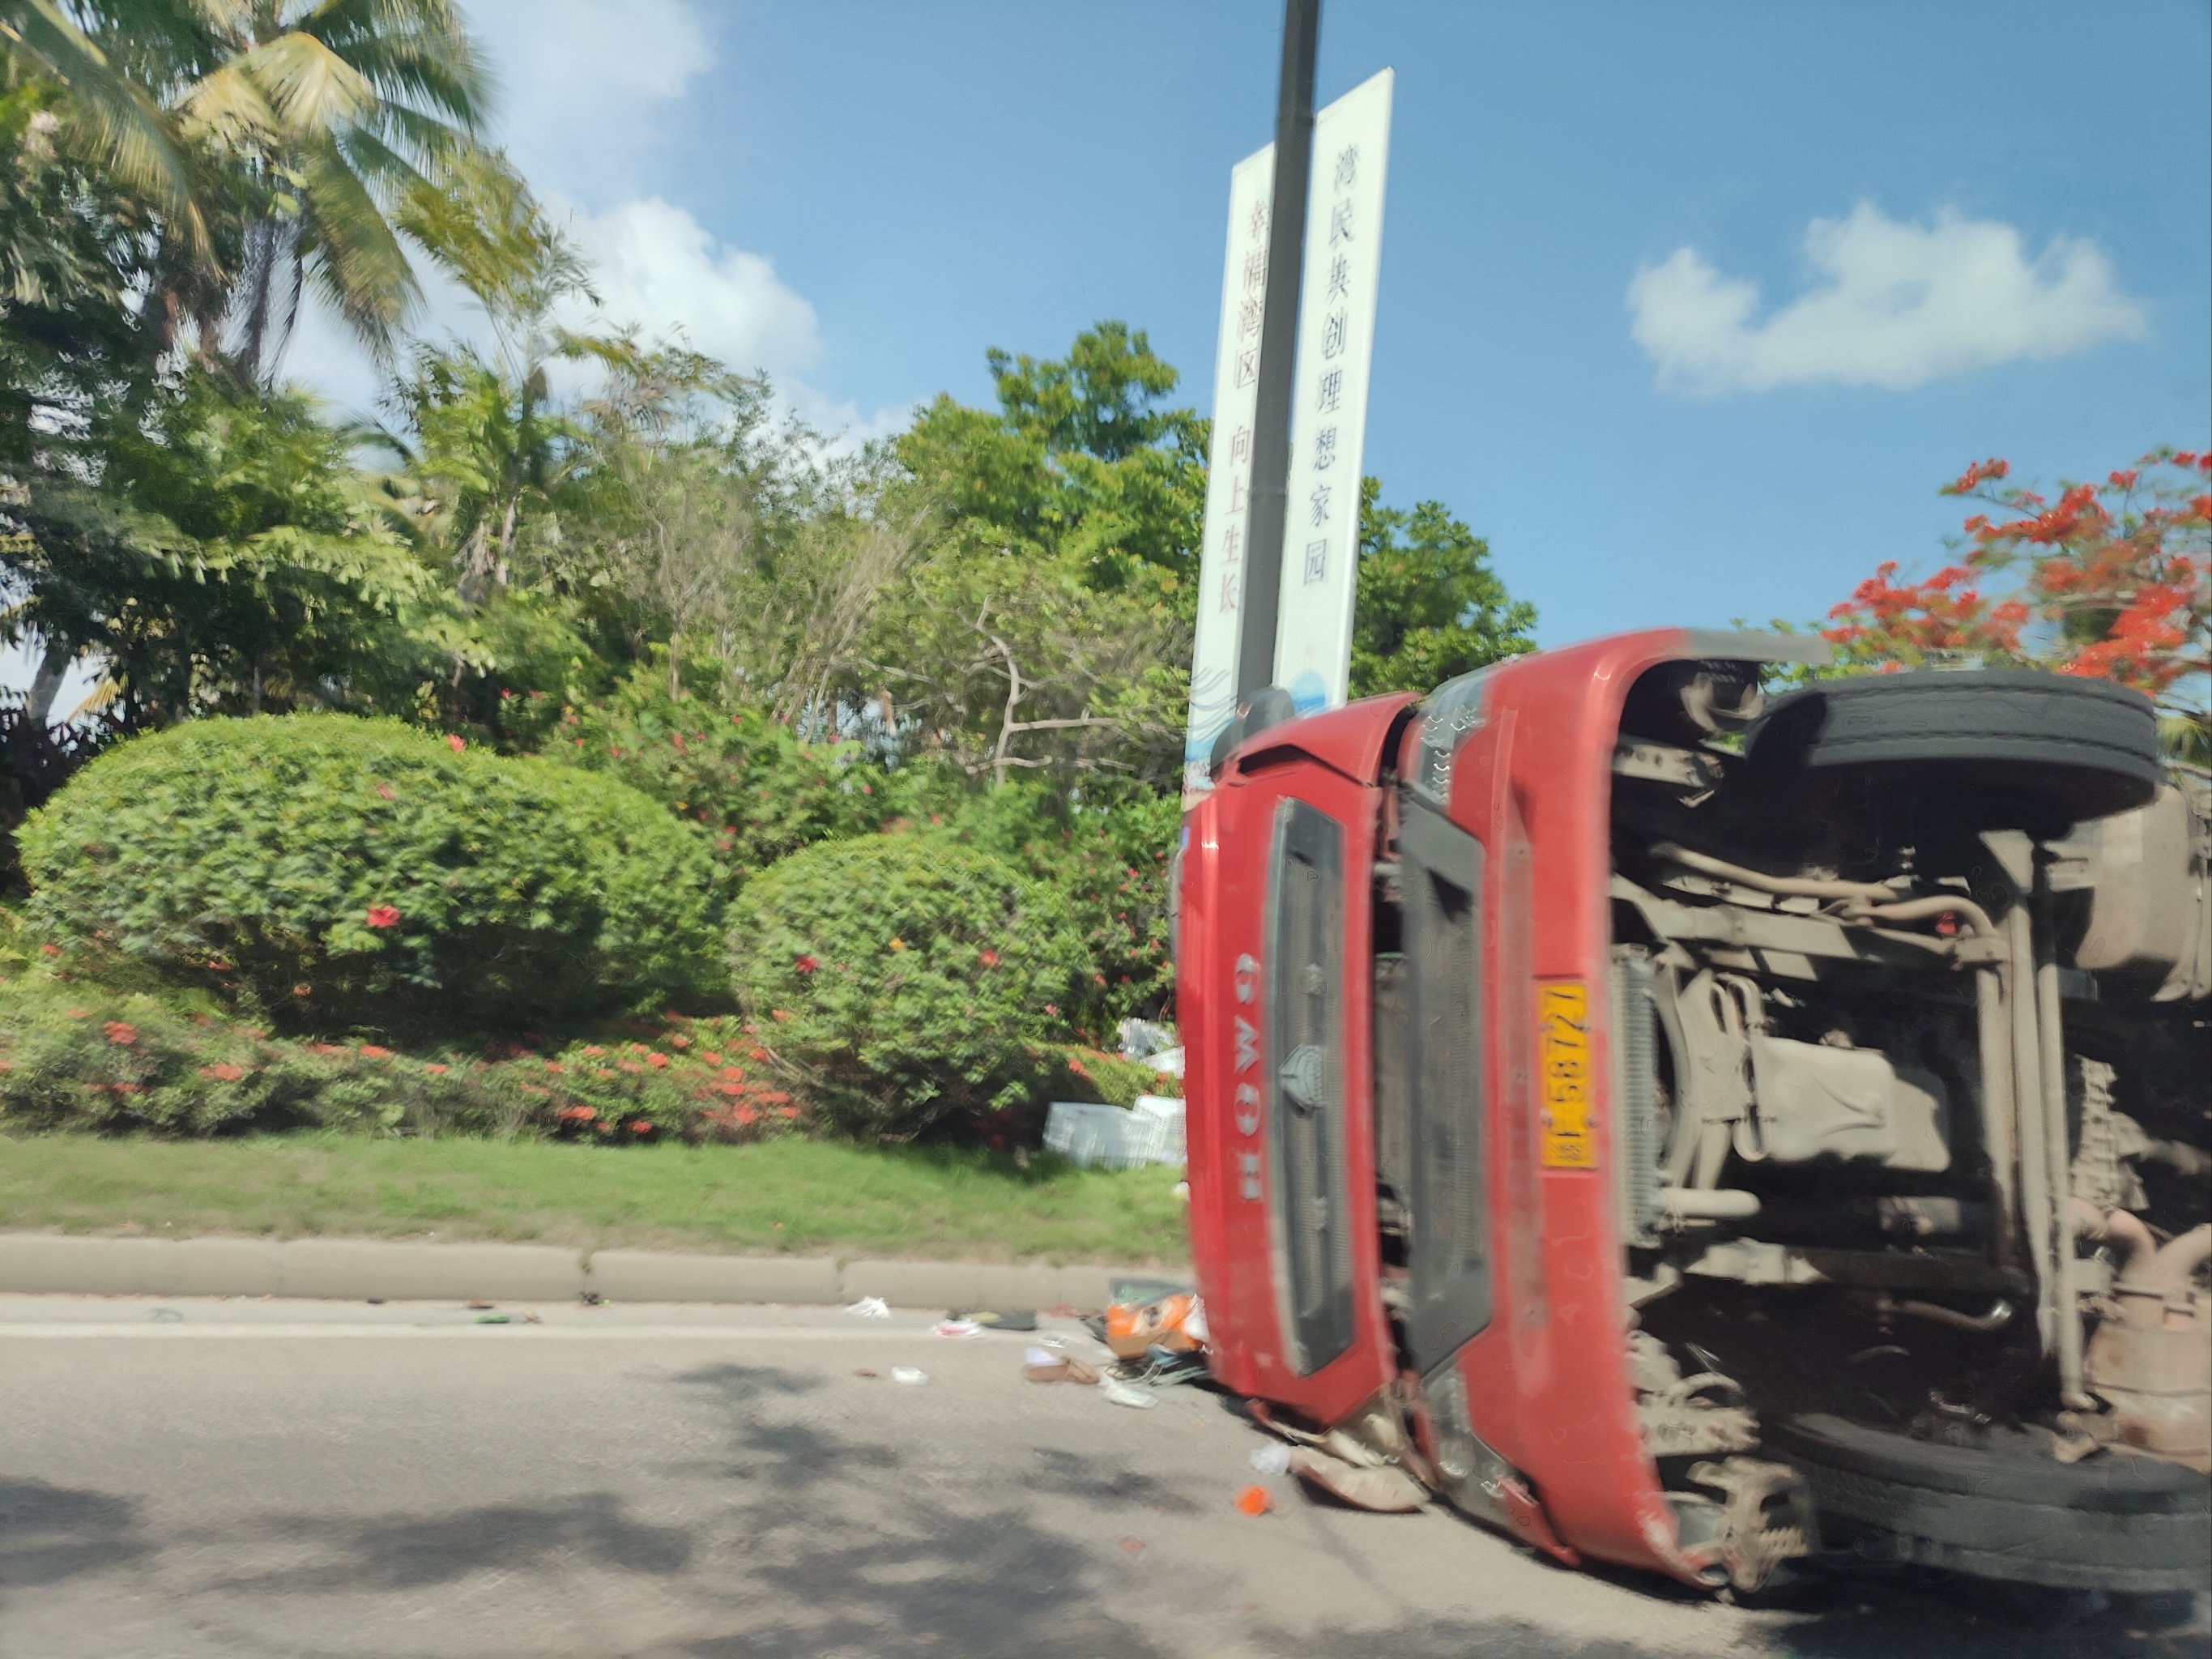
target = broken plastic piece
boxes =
[1098,1375,1157,1409]
[845,1296,891,1319]
[933,1319,984,1339]
[1249,1443,1291,1476]
[952,1309,1039,1331]
[149,1307,183,1323]
[890,1366,928,1385]
[1234,1484,1274,1516]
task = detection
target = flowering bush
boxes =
[727,834,1087,1139]
[1824,449,2210,757]
[19,714,722,1031]
[0,970,807,1143]
[540,676,902,896]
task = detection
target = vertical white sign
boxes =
[1183,146,1275,804]
[1273,68,1393,717]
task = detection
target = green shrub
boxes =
[727,834,1086,1138]
[541,676,898,895]
[19,714,722,1031]
[936,783,1179,1036]
[1049,1045,1176,1108]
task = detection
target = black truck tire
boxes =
[1768,1414,2211,1594]
[1745,670,2162,829]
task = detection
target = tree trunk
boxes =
[24,638,72,728]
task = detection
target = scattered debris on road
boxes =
[889,1366,928,1386]
[844,1295,890,1320]
[1234,1485,1274,1516]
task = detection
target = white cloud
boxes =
[556,196,821,380]
[1626,204,2146,394]
[464,0,715,207]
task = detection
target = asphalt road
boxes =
[2,1294,2206,1659]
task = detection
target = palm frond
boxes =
[1,0,211,258]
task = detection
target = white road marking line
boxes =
[0,1322,961,1341]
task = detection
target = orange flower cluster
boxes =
[1829,450,2210,710]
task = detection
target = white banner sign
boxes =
[1273,67,1393,718]
[1183,145,1274,804]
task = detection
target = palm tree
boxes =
[8,0,506,382]
[171,0,499,382]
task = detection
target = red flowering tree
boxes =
[1823,450,2211,757]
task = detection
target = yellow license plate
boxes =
[1538,979,1596,1168]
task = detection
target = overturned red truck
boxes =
[1176,628,2210,1595]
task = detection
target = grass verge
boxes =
[0,1133,1189,1265]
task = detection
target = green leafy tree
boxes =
[1349,476,1535,697]
[6,369,433,720]
[897,321,1207,594]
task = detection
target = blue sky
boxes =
[308,0,2210,651]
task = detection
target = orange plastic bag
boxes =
[1103,1291,1204,1360]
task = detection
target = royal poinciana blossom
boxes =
[1824,450,2211,752]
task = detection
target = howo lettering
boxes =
[1177,629,2210,1595]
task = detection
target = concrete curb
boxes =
[0,1233,1163,1311]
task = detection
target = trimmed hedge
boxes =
[728,833,1085,1138]
[20,714,721,1030]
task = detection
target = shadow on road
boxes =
[210,1490,695,1593]
[0,1476,155,1590]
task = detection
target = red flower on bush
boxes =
[360,1044,393,1060]
[646,1052,669,1069]
[669,1034,691,1051]
[735,1105,759,1125]
[770,1009,792,1021]
[776,1106,800,1120]
[373,783,396,801]
[978,949,999,968]
[64,1008,87,1020]
[701,1051,723,1066]
[445,734,466,753]
[794,954,820,975]
[103,1021,138,1046]
[364,904,401,930]
[198,1062,245,1082]
[39,943,61,957]
[748,1047,769,1061]
[617,1060,642,1074]
[424,1063,449,1075]
[582,1044,607,1058]
[544,1061,564,1075]
[628,1120,653,1135]
[558,1104,594,1122]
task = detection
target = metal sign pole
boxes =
[1235,0,1319,705]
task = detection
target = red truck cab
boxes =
[1178,629,2210,1594]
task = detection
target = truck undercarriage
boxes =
[1593,659,2210,1592]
